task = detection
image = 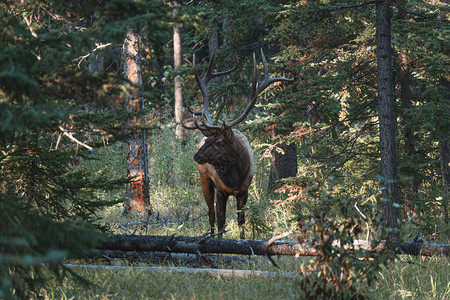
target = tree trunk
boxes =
[99,234,450,257]
[397,2,418,217]
[208,23,219,59]
[173,5,184,139]
[121,27,151,218]
[376,1,400,238]
[268,139,297,192]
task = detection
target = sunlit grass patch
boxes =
[374,255,449,300]
[44,254,449,300]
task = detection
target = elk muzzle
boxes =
[194,151,207,164]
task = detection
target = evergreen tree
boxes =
[0,0,169,297]
[173,3,185,139]
[121,27,151,218]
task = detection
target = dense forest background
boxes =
[0,0,448,298]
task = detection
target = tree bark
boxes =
[99,234,450,257]
[397,2,418,216]
[122,27,151,218]
[268,141,297,192]
[208,23,219,60]
[99,250,247,265]
[173,5,184,139]
[376,1,400,238]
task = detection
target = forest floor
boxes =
[46,133,449,299]
[44,205,449,300]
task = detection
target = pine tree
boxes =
[173,3,185,140]
[121,27,151,218]
[0,1,169,297]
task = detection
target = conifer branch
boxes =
[301,1,379,29]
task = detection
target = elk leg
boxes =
[216,191,229,238]
[201,178,215,235]
[237,191,248,239]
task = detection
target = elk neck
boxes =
[214,135,252,191]
[195,129,254,192]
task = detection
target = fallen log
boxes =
[99,235,449,257]
[100,250,248,265]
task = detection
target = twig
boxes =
[266,231,293,269]
[353,202,371,241]
[353,202,367,220]
[58,126,93,150]
[265,254,280,269]
[199,230,228,243]
[23,15,38,38]
[55,133,62,150]
[74,43,112,68]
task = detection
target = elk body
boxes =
[183,49,292,238]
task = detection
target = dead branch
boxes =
[58,125,93,150]
[267,230,294,247]
[74,43,112,68]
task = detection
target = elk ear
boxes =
[223,125,234,141]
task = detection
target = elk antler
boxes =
[182,48,234,132]
[182,49,293,135]
[225,49,294,128]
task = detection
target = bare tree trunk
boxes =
[397,2,418,217]
[208,22,219,59]
[173,5,184,139]
[268,131,297,192]
[222,18,229,48]
[376,1,400,238]
[121,27,151,218]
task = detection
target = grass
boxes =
[375,256,449,299]
[47,127,449,300]
[43,255,448,299]
[49,266,301,299]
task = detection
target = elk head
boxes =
[182,49,292,238]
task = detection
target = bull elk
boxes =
[182,49,292,238]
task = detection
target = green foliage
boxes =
[0,0,171,297]
[295,178,388,299]
[148,128,199,187]
[0,196,104,299]
[242,197,271,239]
